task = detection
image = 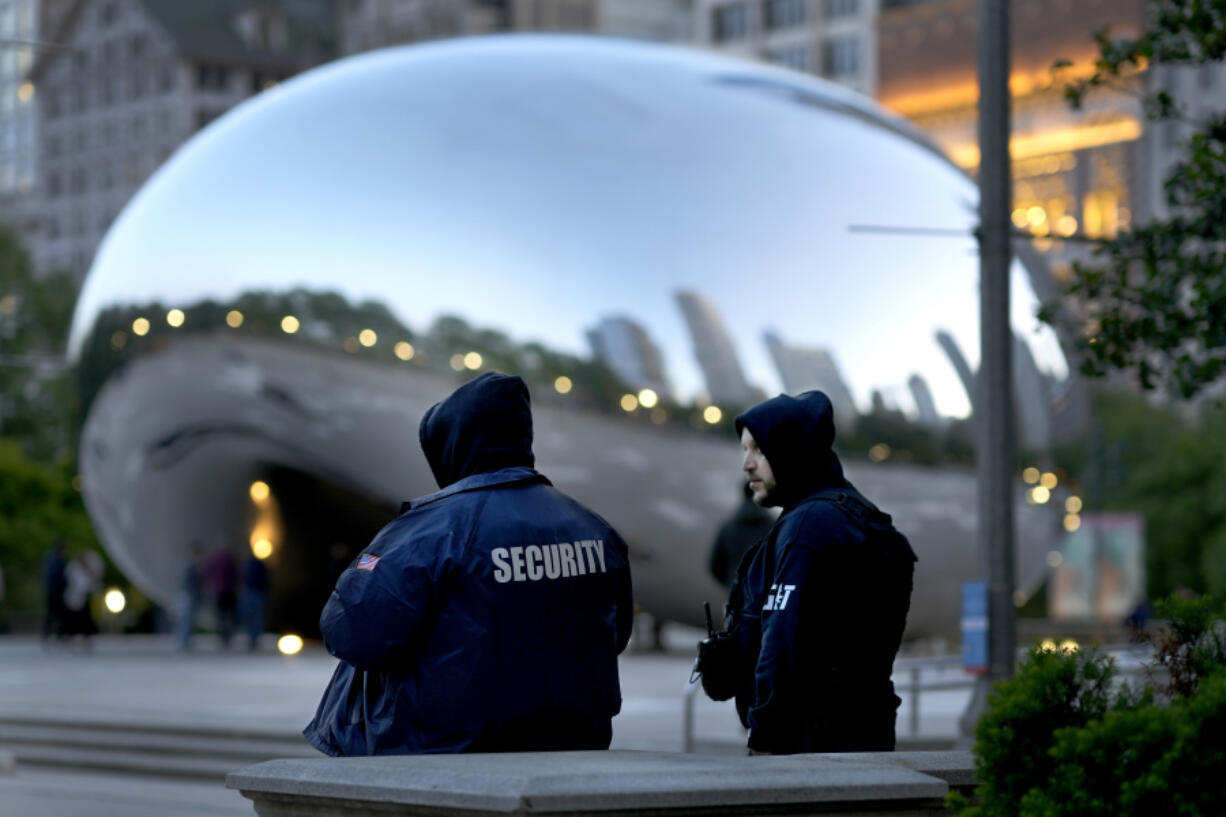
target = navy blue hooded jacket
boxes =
[303,373,634,755]
[727,390,916,754]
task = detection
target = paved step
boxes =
[0,714,318,781]
[9,745,244,782]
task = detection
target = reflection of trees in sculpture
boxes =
[76,285,979,464]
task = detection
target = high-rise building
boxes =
[586,315,671,399]
[763,329,857,426]
[512,0,691,40]
[337,0,692,57]
[675,289,757,408]
[336,0,508,55]
[691,0,878,97]
[0,1,41,199]
[17,0,334,279]
[906,372,939,427]
[875,0,1198,300]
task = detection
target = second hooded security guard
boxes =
[304,373,634,755]
[697,389,916,755]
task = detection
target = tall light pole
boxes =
[961,0,1017,739]
[978,0,1016,682]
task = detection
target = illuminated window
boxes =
[1083,190,1119,239]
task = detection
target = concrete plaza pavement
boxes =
[0,630,968,816]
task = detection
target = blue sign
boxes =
[962,581,988,675]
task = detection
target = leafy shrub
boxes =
[951,598,1226,817]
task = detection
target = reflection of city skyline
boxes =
[585,315,671,402]
[674,290,761,409]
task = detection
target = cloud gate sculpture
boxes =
[69,35,1075,638]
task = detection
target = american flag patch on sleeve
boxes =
[356,553,381,571]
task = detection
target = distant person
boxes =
[61,550,104,649]
[176,544,205,650]
[305,373,634,755]
[708,482,775,589]
[41,538,68,645]
[204,543,239,648]
[696,390,916,755]
[240,553,270,650]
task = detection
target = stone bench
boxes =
[227,750,976,816]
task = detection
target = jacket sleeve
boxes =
[746,537,826,753]
[319,550,438,672]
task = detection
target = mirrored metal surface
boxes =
[71,35,1071,637]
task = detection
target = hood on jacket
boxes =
[735,390,847,508]
[418,372,535,489]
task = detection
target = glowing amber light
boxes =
[166,308,185,327]
[1040,472,1058,490]
[131,317,150,336]
[225,310,244,328]
[17,82,33,103]
[1022,466,1040,484]
[1056,215,1078,237]
[1060,639,1079,653]
[637,389,659,409]
[280,315,300,334]
[869,443,891,462]
[1039,639,1057,652]
[703,406,723,424]
[249,480,270,502]
[1026,206,1047,227]
[1066,496,1083,513]
[1031,485,1051,504]
[359,329,377,347]
[449,354,465,371]
[620,393,638,412]
[251,538,274,560]
[554,376,572,394]
[277,634,303,655]
[464,351,483,370]
[394,341,414,361]
[104,588,126,614]
[1011,208,1029,229]
[1063,513,1081,532]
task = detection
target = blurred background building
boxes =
[5,0,334,280]
[692,0,877,95]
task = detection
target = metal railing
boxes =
[681,648,1154,752]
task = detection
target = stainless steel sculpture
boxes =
[70,35,1071,638]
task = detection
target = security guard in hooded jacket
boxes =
[304,373,634,755]
[698,390,916,755]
